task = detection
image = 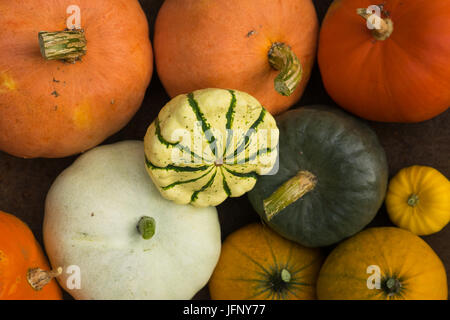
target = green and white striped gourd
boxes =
[144,88,279,207]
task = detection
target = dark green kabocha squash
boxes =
[248,106,388,247]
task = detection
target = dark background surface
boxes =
[0,0,448,299]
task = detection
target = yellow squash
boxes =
[317,227,448,300]
[209,223,323,300]
[386,165,450,235]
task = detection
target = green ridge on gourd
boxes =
[144,88,279,207]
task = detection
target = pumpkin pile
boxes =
[0,0,448,301]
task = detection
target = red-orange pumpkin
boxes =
[318,0,450,122]
[154,0,319,115]
[0,0,153,158]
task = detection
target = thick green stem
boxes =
[407,194,419,207]
[138,216,156,240]
[357,8,394,41]
[268,42,303,96]
[263,171,317,221]
[38,30,87,62]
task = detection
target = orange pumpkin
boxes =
[154,0,319,115]
[209,223,323,300]
[318,0,450,122]
[0,0,153,158]
[0,211,62,300]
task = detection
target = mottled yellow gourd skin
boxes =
[386,166,450,235]
[317,227,448,300]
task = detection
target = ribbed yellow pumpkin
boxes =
[209,223,323,300]
[317,227,448,300]
[385,166,450,235]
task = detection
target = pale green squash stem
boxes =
[281,269,291,283]
[138,216,156,240]
[407,194,419,207]
[263,170,317,221]
[384,278,402,296]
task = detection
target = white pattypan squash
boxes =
[43,141,221,300]
[144,88,279,207]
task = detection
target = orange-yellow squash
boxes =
[154,0,319,115]
[0,0,153,158]
[209,223,323,300]
[317,227,448,300]
[0,211,62,300]
[386,166,450,235]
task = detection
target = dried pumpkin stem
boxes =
[138,216,156,240]
[263,170,317,221]
[38,30,87,62]
[268,42,303,96]
[27,267,63,291]
[357,8,394,41]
